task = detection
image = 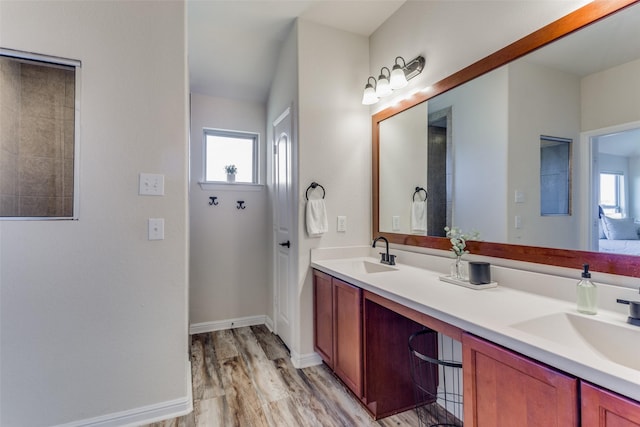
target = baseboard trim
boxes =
[291,349,323,369]
[52,359,193,427]
[264,315,274,332]
[189,315,273,335]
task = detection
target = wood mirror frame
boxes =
[372,0,640,278]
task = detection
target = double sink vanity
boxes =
[311,246,640,426]
[317,3,640,424]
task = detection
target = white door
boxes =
[273,107,293,348]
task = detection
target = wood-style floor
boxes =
[145,325,421,426]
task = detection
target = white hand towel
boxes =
[306,199,328,237]
[411,200,427,233]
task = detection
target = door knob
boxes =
[279,240,291,248]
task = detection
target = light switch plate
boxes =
[337,216,347,232]
[515,215,523,229]
[139,173,164,196]
[515,190,525,203]
[392,216,400,231]
[148,218,165,240]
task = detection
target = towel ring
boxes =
[413,186,428,202]
[305,182,326,200]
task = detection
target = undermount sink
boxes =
[510,312,640,371]
[352,260,398,274]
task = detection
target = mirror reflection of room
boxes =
[375,2,640,257]
[378,102,451,237]
[595,126,640,255]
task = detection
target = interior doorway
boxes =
[585,121,640,254]
[272,107,294,349]
[428,107,453,236]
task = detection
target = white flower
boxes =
[445,226,480,257]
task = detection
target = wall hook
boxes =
[237,200,246,210]
[209,196,219,206]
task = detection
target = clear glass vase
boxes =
[450,256,467,280]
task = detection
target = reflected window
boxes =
[0,49,80,219]
[599,172,624,217]
[540,136,572,216]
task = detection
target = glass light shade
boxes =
[362,84,378,105]
[376,77,392,97]
[390,65,408,89]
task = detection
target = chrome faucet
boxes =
[372,236,396,266]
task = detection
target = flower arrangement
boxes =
[445,226,480,279]
[444,226,479,258]
[224,164,237,175]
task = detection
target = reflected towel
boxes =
[306,199,328,237]
[411,200,427,233]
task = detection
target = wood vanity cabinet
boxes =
[313,270,334,367]
[362,295,436,419]
[313,270,438,420]
[333,277,363,396]
[313,270,362,397]
[581,382,640,427]
[462,333,579,426]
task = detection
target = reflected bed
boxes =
[599,239,640,256]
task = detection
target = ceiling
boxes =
[524,3,640,77]
[524,4,640,158]
[187,0,405,103]
[599,128,640,157]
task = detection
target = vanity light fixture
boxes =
[362,76,379,105]
[390,57,409,89]
[403,55,426,80]
[362,54,425,105]
[375,67,392,97]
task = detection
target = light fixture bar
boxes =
[361,54,425,105]
[403,55,425,81]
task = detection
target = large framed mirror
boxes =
[373,0,640,277]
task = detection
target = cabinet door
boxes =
[582,382,640,427]
[462,333,578,427]
[333,278,363,397]
[313,270,334,368]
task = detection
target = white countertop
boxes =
[311,253,640,402]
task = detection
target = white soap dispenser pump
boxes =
[577,264,597,315]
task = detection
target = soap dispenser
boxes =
[577,264,597,315]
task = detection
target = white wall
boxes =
[0,1,190,426]
[296,20,371,357]
[379,102,428,234]
[582,58,640,131]
[369,1,590,114]
[429,69,509,242]
[189,94,269,328]
[508,60,581,248]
